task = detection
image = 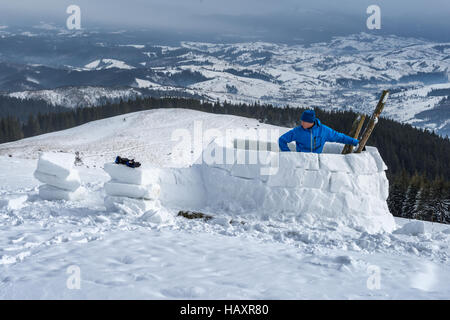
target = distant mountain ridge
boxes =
[0,27,449,135]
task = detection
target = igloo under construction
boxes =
[159,137,396,234]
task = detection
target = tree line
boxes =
[0,96,449,223]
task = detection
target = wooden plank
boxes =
[342,114,366,154]
[355,90,389,153]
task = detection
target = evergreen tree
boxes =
[402,173,422,219]
[414,179,432,221]
[387,170,409,217]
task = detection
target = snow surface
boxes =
[0,109,449,299]
[84,59,135,70]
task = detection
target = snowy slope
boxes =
[0,109,284,167]
[84,59,135,70]
[0,109,449,299]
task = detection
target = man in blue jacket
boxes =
[278,109,359,153]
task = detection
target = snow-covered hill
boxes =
[0,109,449,299]
[0,108,282,166]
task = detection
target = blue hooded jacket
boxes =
[278,118,358,153]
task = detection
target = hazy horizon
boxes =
[0,0,449,43]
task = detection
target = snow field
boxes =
[0,105,449,298]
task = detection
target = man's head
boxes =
[300,109,316,129]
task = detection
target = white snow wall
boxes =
[159,139,396,234]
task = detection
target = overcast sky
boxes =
[1,0,449,42]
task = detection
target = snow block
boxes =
[277,152,320,170]
[104,181,160,200]
[34,170,81,191]
[354,173,380,196]
[322,142,344,154]
[36,152,75,179]
[231,163,264,180]
[298,170,330,189]
[329,172,354,193]
[345,152,379,175]
[393,221,425,236]
[139,208,174,224]
[319,153,352,172]
[378,171,389,200]
[0,194,28,210]
[265,166,299,187]
[366,147,388,172]
[158,166,207,210]
[103,162,160,185]
[104,196,160,215]
[202,167,269,213]
[38,184,86,201]
[229,149,274,180]
[262,187,301,213]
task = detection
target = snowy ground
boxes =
[0,109,449,299]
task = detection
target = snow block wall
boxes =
[160,138,396,234]
[34,152,85,201]
[103,163,172,223]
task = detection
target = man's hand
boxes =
[353,139,359,147]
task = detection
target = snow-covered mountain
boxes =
[7,86,143,108]
[0,108,449,299]
[1,28,449,135]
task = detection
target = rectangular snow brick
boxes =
[34,170,81,191]
[378,171,390,200]
[36,152,75,179]
[103,162,160,185]
[38,184,86,201]
[159,167,207,209]
[345,152,378,175]
[319,153,352,172]
[265,166,298,187]
[354,173,380,196]
[366,146,388,172]
[298,169,330,189]
[322,142,344,154]
[231,163,264,180]
[277,152,320,170]
[329,172,354,193]
[104,181,160,200]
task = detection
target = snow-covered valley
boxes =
[0,109,449,299]
[1,29,450,136]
